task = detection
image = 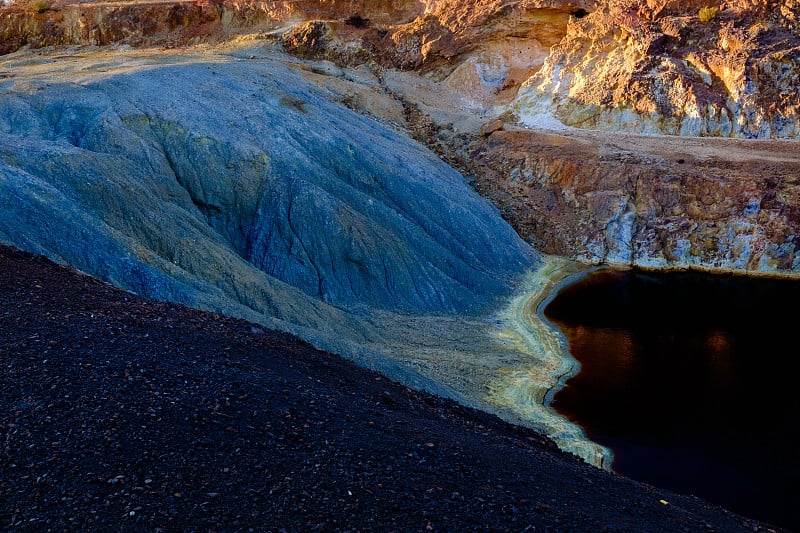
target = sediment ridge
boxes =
[488,254,612,468]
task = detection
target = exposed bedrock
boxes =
[0,50,536,321]
[3,0,800,139]
[471,130,800,273]
[0,0,421,55]
[0,0,591,108]
[272,1,800,139]
[509,0,800,139]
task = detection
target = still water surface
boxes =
[543,268,800,532]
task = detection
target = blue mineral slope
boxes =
[0,44,550,411]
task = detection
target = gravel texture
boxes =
[0,244,787,533]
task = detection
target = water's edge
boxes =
[487,255,614,469]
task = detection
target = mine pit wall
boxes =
[0,0,590,74]
[0,2,285,54]
[471,131,800,276]
[510,0,800,140]
[0,0,434,56]
[6,0,800,279]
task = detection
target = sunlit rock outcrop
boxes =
[0,0,591,110]
[510,0,800,138]
[370,0,587,75]
[0,0,426,55]
[4,0,799,139]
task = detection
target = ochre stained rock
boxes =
[470,129,800,273]
[509,0,800,138]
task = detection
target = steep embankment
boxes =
[0,0,421,55]
[471,127,800,272]
[0,42,562,440]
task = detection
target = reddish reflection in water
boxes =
[544,269,800,532]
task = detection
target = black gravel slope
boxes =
[0,245,786,532]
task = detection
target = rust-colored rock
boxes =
[480,117,505,136]
[470,128,800,274]
[510,0,800,139]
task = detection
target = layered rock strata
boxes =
[470,127,800,273]
[3,0,799,140]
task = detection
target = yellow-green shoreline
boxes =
[488,255,614,469]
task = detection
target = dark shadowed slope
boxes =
[0,244,785,533]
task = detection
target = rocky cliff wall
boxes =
[4,0,799,140]
[0,0,588,105]
[509,0,800,139]
[471,129,800,273]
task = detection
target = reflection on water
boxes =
[544,268,800,532]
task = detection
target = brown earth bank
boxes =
[0,242,788,532]
[466,127,800,271]
[0,0,587,62]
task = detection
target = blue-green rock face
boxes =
[0,50,537,322]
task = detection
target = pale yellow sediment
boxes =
[487,254,613,469]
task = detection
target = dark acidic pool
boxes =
[543,268,800,532]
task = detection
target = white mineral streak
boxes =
[488,255,613,469]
